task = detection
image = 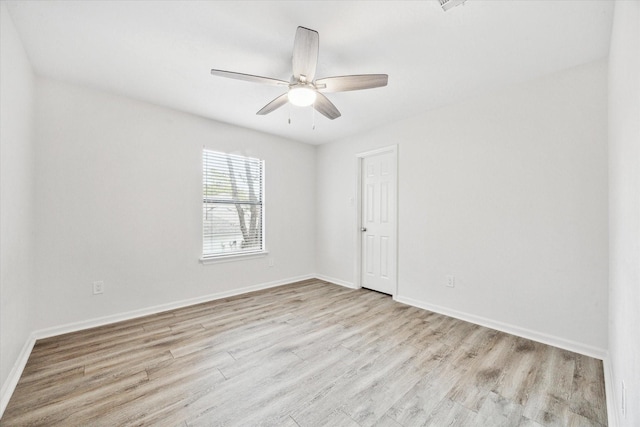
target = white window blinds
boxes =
[202,149,264,258]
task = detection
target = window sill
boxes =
[199,251,269,265]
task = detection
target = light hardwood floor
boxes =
[2,279,607,426]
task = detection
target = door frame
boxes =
[354,144,399,295]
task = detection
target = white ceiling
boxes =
[5,0,614,145]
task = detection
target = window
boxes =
[202,149,264,259]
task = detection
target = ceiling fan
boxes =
[210,26,388,120]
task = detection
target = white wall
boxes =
[32,78,316,331]
[317,60,609,354]
[0,3,36,407]
[608,1,640,425]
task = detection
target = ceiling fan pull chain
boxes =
[312,106,316,130]
[288,103,291,125]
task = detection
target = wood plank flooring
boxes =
[1,279,607,426]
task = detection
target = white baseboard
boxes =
[0,273,314,419]
[603,354,619,427]
[394,295,607,360]
[0,332,36,418]
[314,274,358,289]
[34,274,315,340]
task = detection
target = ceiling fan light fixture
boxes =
[288,86,317,107]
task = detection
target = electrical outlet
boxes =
[446,274,455,288]
[93,281,104,295]
[622,380,626,417]
[268,258,275,268]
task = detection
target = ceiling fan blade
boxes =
[292,27,319,82]
[211,69,288,87]
[256,93,289,115]
[313,92,341,120]
[315,74,389,93]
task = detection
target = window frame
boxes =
[200,149,267,264]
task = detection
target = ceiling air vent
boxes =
[438,0,467,11]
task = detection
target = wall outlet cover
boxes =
[446,275,455,288]
[93,281,104,295]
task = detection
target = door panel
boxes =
[366,235,375,275]
[360,149,397,295]
[380,181,389,223]
[380,236,389,278]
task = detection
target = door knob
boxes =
[361,227,367,232]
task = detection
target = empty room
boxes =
[1,1,638,426]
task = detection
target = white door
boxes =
[360,148,397,295]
